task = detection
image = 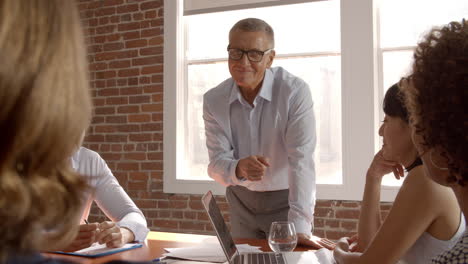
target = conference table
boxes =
[46,231,312,264]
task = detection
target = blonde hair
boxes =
[0,0,92,259]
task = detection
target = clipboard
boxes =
[53,243,143,258]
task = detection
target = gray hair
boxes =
[229,18,275,48]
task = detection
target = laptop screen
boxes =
[202,191,238,262]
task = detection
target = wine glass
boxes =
[268,221,298,252]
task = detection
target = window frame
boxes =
[163,0,401,201]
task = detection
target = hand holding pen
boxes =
[61,219,99,252]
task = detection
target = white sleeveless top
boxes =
[399,214,466,264]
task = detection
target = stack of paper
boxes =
[163,244,262,263]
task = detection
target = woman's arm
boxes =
[357,150,403,251]
[357,167,443,264]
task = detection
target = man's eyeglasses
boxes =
[227,47,273,62]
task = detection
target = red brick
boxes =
[111,144,123,151]
[132,56,162,66]
[325,219,340,228]
[128,114,151,123]
[141,103,162,112]
[93,98,105,106]
[133,13,144,21]
[118,68,140,77]
[95,106,115,115]
[151,74,163,83]
[149,36,163,45]
[120,87,143,95]
[189,201,204,210]
[153,220,178,229]
[335,209,360,219]
[96,25,116,34]
[117,162,139,171]
[125,39,147,48]
[105,134,128,142]
[145,10,157,19]
[129,133,152,142]
[170,200,188,209]
[150,18,163,27]
[95,70,116,79]
[118,22,140,31]
[96,7,116,16]
[140,1,162,10]
[315,207,335,218]
[103,42,124,51]
[152,133,163,141]
[101,153,122,161]
[141,65,162,74]
[106,96,128,105]
[86,134,105,142]
[103,0,123,7]
[141,28,162,38]
[90,62,107,71]
[125,152,146,160]
[128,181,147,190]
[106,115,127,123]
[143,84,162,93]
[116,4,139,14]
[109,60,131,69]
[129,95,150,104]
[97,88,119,97]
[141,162,162,170]
[172,211,183,219]
[123,31,140,40]
[98,17,109,25]
[139,46,162,56]
[141,123,161,132]
[117,124,140,132]
[95,125,116,133]
[117,105,139,114]
[180,221,205,231]
[151,93,163,102]
[129,172,149,181]
[135,199,157,209]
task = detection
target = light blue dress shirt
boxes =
[203,67,317,235]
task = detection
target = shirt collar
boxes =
[228,68,273,104]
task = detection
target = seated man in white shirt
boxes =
[63,135,149,251]
[203,18,333,249]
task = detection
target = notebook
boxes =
[52,243,142,258]
[202,190,333,264]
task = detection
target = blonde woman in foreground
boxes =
[0,1,150,263]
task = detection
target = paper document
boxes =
[52,243,142,258]
[163,244,262,263]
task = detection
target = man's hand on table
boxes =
[297,233,336,250]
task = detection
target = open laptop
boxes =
[202,191,329,264]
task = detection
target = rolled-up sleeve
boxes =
[285,81,316,236]
[94,160,149,242]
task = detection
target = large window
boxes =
[184,1,342,185]
[164,0,467,201]
[378,0,468,186]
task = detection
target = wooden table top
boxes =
[45,231,312,264]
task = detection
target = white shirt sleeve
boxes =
[203,94,244,186]
[285,81,317,236]
[76,148,149,242]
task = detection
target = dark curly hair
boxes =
[403,20,467,185]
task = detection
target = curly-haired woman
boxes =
[402,19,468,263]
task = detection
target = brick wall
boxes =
[78,0,392,241]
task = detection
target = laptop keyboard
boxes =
[239,253,285,264]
